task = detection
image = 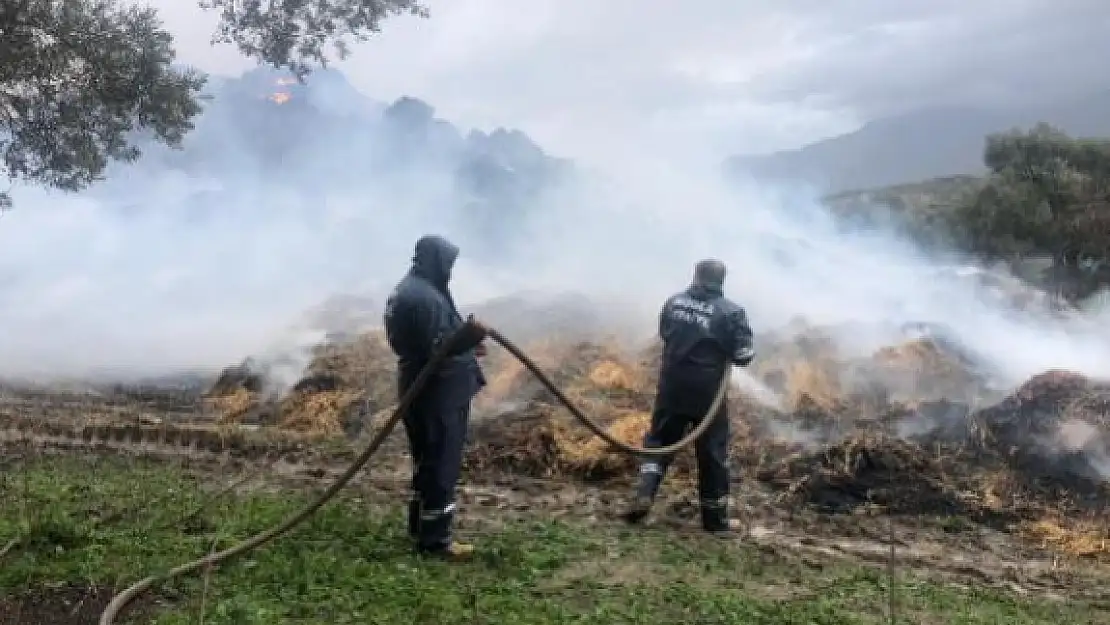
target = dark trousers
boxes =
[401,386,470,551]
[636,376,731,530]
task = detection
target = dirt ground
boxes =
[0,584,112,625]
[0,582,166,625]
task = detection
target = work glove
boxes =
[733,346,754,367]
[448,315,489,355]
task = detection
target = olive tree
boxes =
[949,124,1110,298]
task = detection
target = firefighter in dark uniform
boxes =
[624,258,754,533]
[384,235,488,560]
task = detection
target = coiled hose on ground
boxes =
[99,322,729,624]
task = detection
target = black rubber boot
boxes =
[622,495,654,525]
[407,498,421,539]
[415,509,473,562]
[624,472,663,524]
[701,498,741,536]
[415,504,457,553]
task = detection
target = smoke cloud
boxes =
[1,68,1108,391]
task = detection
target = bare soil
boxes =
[0,583,164,625]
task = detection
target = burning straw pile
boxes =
[485,325,1110,544]
[752,367,1110,554]
[466,340,659,480]
[204,331,399,437]
[752,324,991,414]
[963,371,1110,491]
[754,433,961,514]
[465,325,997,488]
[204,360,267,424]
[202,316,1110,556]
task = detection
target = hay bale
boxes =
[299,331,396,401]
[782,361,843,413]
[477,339,653,412]
[746,324,991,424]
[205,388,259,424]
[1019,517,1110,558]
[274,331,398,437]
[866,338,990,404]
[552,408,649,478]
[466,404,563,477]
[957,371,1110,500]
[474,358,527,413]
[588,359,644,391]
[202,331,398,435]
[466,341,659,479]
[872,338,955,371]
[203,359,271,425]
[472,338,563,413]
[204,320,1110,527]
[277,388,364,436]
[750,326,844,410]
[970,371,1110,453]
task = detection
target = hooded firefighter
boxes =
[384,235,487,559]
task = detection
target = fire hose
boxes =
[99,320,730,624]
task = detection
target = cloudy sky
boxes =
[152,0,1110,162]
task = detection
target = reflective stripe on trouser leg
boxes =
[420,501,458,521]
[636,461,665,499]
[700,496,728,511]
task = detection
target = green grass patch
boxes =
[0,454,1098,624]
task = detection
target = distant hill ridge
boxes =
[726,90,1110,193]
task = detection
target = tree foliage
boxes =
[0,0,427,209]
[948,123,1110,298]
[0,0,206,208]
[201,0,427,79]
[824,124,1110,299]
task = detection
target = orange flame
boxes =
[268,92,291,105]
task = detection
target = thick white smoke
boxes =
[1,71,1108,390]
[487,150,1110,389]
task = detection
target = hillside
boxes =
[727,90,1110,193]
[822,175,984,248]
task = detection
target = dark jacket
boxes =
[658,284,754,386]
[384,235,485,407]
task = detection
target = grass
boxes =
[0,453,1101,624]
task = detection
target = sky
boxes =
[151,0,1110,162]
